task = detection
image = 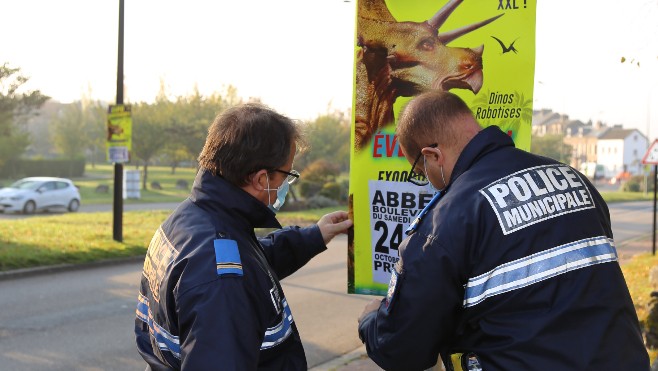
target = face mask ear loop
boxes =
[265,173,272,207]
[440,165,447,190]
[424,156,444,193]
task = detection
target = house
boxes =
[532,109,568,136]
[563,121,609,170]
[596,128,648,178]
[532,109,650,180]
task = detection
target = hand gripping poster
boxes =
[348,0,537,295]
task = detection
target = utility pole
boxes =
[113,0,124,242]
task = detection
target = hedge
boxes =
[0,158,86,179]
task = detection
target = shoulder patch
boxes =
[214,239,243,277]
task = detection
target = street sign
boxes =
[642,139,658,165]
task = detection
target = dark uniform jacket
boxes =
[135,170,327,370]
[359,126,649,370]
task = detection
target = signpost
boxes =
[642,139,658,255]
[112,0,125,242]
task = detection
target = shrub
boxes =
[303,159,340,182]
[280,199,309,212]
[318,182,341,201]
[299,181,324,198]
[622,174,655,193]
[623,178,642,192]
[0,158,85,178]
[306,195,338,209]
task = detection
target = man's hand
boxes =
[317,211,353,245]
[358,298,382,324]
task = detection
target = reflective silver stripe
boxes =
[463,236,617,307]
[261,299,294,349]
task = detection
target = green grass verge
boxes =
[0,207,339,272]
[599,191,654,203]
[621,253,658,360]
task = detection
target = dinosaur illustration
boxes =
[107,123,124,141]
[354,0,503,150]
[491,36,518,54]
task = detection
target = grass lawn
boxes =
[0,207,340,272]
[622,253,658,360]
[75,164,196,204]
[599,191,654,203]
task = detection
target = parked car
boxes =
[0,177,81,214]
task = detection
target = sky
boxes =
[2,0,658,140]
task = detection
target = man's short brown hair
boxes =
[396,91,475,159]
[198,103,304,186]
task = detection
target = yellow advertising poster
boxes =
[106,104,132,163]
[348,0,537,295]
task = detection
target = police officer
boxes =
[357,91,649,370]
[135,103,352,370]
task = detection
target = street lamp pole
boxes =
[112,0,124,242]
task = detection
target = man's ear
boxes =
[421,147,441,163]
[249,169,269,191]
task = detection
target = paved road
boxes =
[0,235,371,370]
[0,201,653,370]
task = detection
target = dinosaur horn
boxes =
[427,0,463,30]
[438,13,504,44]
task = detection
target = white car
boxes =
[0,177,81,214]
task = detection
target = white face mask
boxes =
[424,155,446,193]
[265,173,289,213]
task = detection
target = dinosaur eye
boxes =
[419,38,435,51]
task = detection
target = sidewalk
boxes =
[311,233,656,371]
[310,346,378,371]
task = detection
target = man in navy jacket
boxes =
[135,103,352,370]
[358,91,649,370]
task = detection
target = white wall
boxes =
[623,131,649,175]
[597,139,624,178]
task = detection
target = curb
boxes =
[0,255,145,281]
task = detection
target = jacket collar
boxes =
[190,169,282,229]
[449,126,515,184]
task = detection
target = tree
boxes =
[0,63,49,170]
[166,86,237,167]
[51,102,87,159]
[51,95,105,162]
[131,83,240,188]
[530,134,572,164]
[132,100,171,189]
[296,110,351,172]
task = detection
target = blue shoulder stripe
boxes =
[214,239,243,276]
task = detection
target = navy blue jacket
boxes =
[135,170,327,370]
[359,126,649,370]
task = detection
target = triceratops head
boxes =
[358,0,502,96]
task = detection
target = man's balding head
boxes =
[396,91,481,161]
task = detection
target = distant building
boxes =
[597,128,648,177]
[563,121,609,169]
[532,109,649,180]
[532,109,568,136]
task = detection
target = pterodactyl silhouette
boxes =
[491,36,518,54]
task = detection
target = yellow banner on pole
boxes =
[106,104,132,163]
[348,0,537,295]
